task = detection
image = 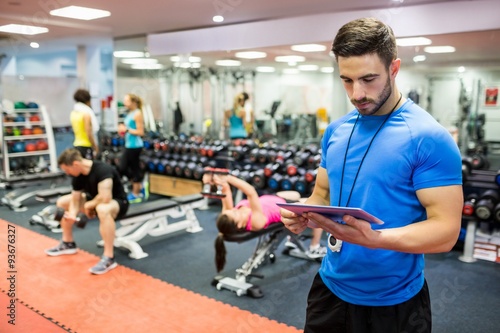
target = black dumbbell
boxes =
[462,193,478,216]
[475,190,500,220]
[54,208,88,229]
[200,167,230,198]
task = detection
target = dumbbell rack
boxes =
[0,105,58,180]
[459,170,500,263]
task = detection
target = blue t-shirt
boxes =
[319,99,462,306]
[124,110,144,149]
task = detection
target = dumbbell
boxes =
[475,190,500,220]
[462,193,478,216]
[200,167,230,198]
[53,208,88,229]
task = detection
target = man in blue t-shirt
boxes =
[280,17,463,333]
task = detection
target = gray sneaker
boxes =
[89,256,117,275]
[307,246,327,259]
[45,241,77,256]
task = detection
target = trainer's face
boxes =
[338,54,398,116]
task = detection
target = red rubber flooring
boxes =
[0,219,300,333]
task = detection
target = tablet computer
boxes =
[276,203,384,225]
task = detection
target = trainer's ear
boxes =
[390,58,401,79]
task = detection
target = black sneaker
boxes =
[45,241,77,256]
[89,256,117,275]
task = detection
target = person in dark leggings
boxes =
[118,93,145,203]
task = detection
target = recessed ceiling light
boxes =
[30,42,40,48]
[291,44,327,52]
[457,66,466,73]
[0,24,48,35]
[213,15,224,23]
[121,58,158,65]
[169,55,201,63]
[256,66,275,73]
[413,55,426,62]
[320,67,334,73]
[424,46,456,53]
[235,51,267,59]
[50,6,110,20]
[275,55,306,63]
[215,59,241,67]
[131,64,164,70]
[396,37,432,47]
[298,64,319,71]
[113,51,145,58]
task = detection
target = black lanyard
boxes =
[338,93,403,207]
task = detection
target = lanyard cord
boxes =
[338,93,403,207]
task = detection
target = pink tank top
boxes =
[235,195,286,231]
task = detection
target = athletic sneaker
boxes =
[140,185,149,201]
[45,241,77,256]
[127,192,143,203]
[284,236,298,249]
[89,256,117,275]
[307,245,327,259]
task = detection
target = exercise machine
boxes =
[0,172,68,211]
[98,194,206,259]
[212,222,290,298]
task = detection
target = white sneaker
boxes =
[307,245,327,259]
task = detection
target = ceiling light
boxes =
[458,66,466,73]
[256,66,275,73]
[320,67,334,73]
[282,68,300,74]
[298,64,319,71]
[0,24,48,35]
[30,42,40,49]
[213,15,224,23]
[169,55,201,63]
[215,59,241,67]
[396,37,432,47]
[50,6,110,20]
[113,51,145,58]
[424,46,456,53]
[413,55,426,62]
[291,44,327,52]
[121,58,158,65]
[235,51,267,59]
[131,64,164,70]
[174,62,192,69]
[275,55,306,63]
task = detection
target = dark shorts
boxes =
[115,197,129,220]
[304,273,431,333]
[85,194,129,220]
[74,146,94,160]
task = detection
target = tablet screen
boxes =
[277,203,384,224]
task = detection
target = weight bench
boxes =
[212,222,291,298]
[0,172,68,212]
[35,186,72,203]
[98,193,206,259]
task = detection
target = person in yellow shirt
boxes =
[70,89,99,159]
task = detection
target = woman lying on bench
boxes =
[205,172,326,272]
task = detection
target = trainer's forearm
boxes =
[374,218,460,253]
